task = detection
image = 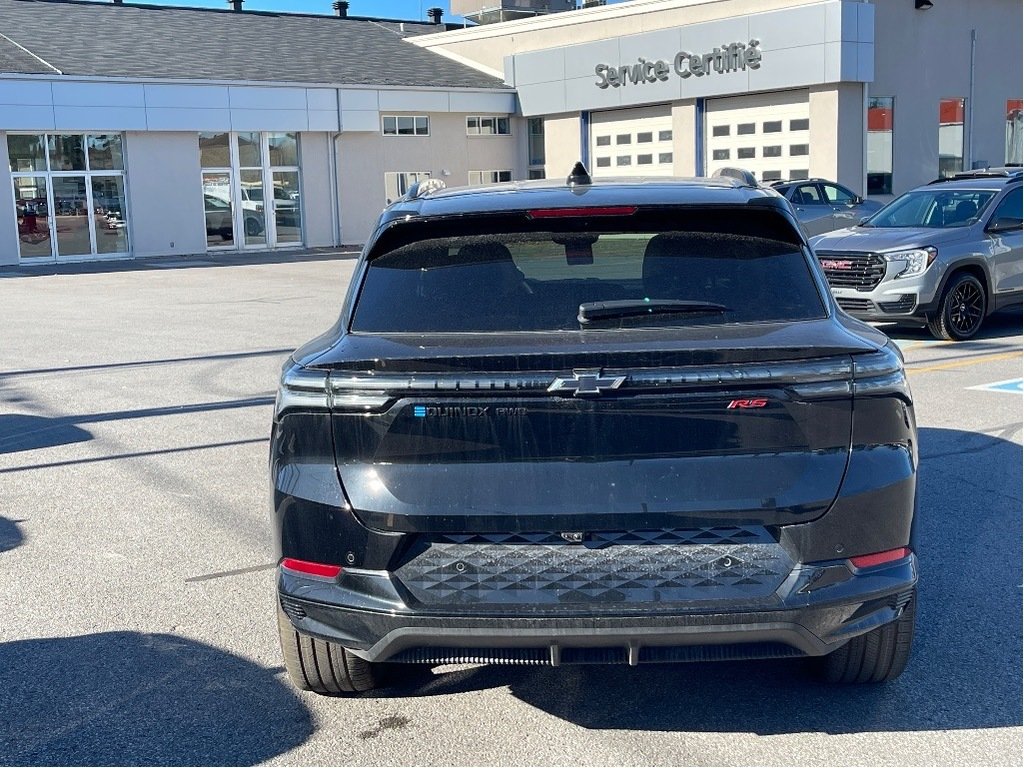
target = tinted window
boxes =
[352,231,825,333]
[865,189,997,228]
[989,187,1022,226]
[792,184,823,204]
[822,184,856,204]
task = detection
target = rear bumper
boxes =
[277,555,917,664]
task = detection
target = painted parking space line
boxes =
[906,350,1023,374]
[967,378,1024,394]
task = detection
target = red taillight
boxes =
[527,206,638,219]
[849,547,911,569]
[281,558,343,578]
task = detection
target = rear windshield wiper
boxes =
[578,299,730,325]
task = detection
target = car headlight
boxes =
[882,247,937,279]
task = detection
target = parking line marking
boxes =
[906,350,1023,375]
[967,378,1024,394]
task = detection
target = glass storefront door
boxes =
[8,133,129,262]
[199,132,302,252]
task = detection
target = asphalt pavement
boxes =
[0,254,1021,766]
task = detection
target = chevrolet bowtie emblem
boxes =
[547,369,626,397]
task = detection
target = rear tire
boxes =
[277,606,380,694]
[927,272,987,340]
[821,591,916,683]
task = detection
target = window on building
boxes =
[383,115,429,136]
[737,147,755,159]
[712,149,730,160]
[8,132,128,260]
[637,132,653,143]
[763,145,782,158]
[789,118,809,131]
[200,131,303,250]
[385,171,430,204]
[596,157,611,168]
[596,135,611,147]
[467,116,511,136]
[712,125,730,137]
[616,156,632,166]
[762,170,782,182]
[637,154,653,165]
[1006,99,1022,166]
[528,117,545,178]
[763,121,782,133]
[867,96,894,195]
[616,134,632,145]
[938,98,965,178]
[658,152,673,164]
[469,170,513,185]
[790,144,809,156]
[658,130,673,141]
[790,169,809,180]
[737,123,755,135]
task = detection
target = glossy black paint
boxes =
[271,177,919,660]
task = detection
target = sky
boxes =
[117,1,481,23]
[118,1,627,23]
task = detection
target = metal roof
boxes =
[0,0,507,89]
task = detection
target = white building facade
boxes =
[416,0,1022,198]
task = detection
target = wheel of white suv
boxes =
[820,590,916,683]
[277,606,381,694]
[927,272,987,340]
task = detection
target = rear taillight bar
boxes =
[852,342,912,402]
[275,364,390,417]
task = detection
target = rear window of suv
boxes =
[351,229,827,333]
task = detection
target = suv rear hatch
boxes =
[322,216,873,534]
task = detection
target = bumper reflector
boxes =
[281,558,343,579]
[849,547,911,569]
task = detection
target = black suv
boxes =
[271,167,918,694]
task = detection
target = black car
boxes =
[271,165,918,694]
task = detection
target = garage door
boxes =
[705,90,810,183]
[590,105,674,178]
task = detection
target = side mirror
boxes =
[857,216,870,225]
[852,196,863,205]
[987,217,1023,233]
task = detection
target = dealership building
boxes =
[0,0,1020,265]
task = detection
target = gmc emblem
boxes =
[820,259,854,270]
[727,399,768,409]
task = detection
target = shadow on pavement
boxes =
[0,632,313,766]
[0,517,24,553]
[0,397,273,455]
[0,248,358,279]
[877,306,1022,342]
[0,415,93,454]
[374,427,1022,736]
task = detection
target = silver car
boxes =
[810,170,1023,340]
[771,179,884,236]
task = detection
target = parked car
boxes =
[771,178,884,236]
[811,168,1022,340]
[272,165,918,694]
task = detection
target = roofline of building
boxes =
[411,0,821,43]
[3,0,455,27]
[0,71,512,92]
